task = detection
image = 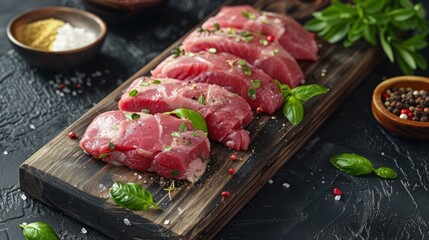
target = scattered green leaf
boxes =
[20,222,60,240]
[109,182,161,211]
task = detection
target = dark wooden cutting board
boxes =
[20,0,383,239]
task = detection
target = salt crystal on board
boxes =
[164,220,170,225]
[178,207,185,215]
[334,195,341,201]
[81,228,87,234]
[268,179,273,184]
[283,183,290,188]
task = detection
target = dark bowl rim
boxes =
[372,75,429,128]
[6,6,107,55]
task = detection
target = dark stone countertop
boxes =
[0,0,428,239]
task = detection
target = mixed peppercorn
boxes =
[382,87,429,122]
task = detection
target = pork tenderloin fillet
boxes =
[80,111,210,182]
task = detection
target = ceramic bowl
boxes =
[7,7,107,71]
[372,76,429,140]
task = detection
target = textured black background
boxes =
[1,0,429,239]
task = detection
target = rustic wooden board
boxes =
[20,0,383,239]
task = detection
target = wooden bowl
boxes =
[81,0,164,23]
[372,76,429,140]
[7,7,107,71]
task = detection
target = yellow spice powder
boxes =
[17,18,65,51]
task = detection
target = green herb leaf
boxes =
[125,112,140,121]
[208,48,217,54]
[259,39,269,46]
[129,89,138,97]
[151,79,161,84]
[171,170,180,177]
[99,153,108,159]
[271,49,279,55]
[140,80,149,86]
[274,80,291,98]
[283,95,304,125]
[374,167,398,179]
[242,11,256,20]
[171,46,185,58]
[164,145,172,151]
[198,94,205,104]
[192,130,200,137]
[330,153,375,176]
[109,141,115,150]
[170,132,180,138]
[165,108,208,135]
[109,182,161,211]
[291,84,329,101]
[20,222,60,240]
[248,87,256,100]
[141,108,150,114]
[213,22,220,31]
[251,80,261,88]
[179,122,187,132]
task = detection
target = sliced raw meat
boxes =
[202,5,318,61]
[118,77,252,150]
[80,111,210,182]
[182,28,304,87]
[151,51,283,114]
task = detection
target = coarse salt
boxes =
[164,219,170,225]
[282,183,290,188]
[3,151,8,155]
[81,227,87,234]
[268,179,273,184]
[334,195,341,201]
[124,218,131,226]
[52,23,96,51]
[20,193,27,201]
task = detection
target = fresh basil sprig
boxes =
[165,108,208,135]
[109,182,161,211]
[330,153,398,179]
[275,80,329,125]
[305,0,428,75]
[20,222,60,240]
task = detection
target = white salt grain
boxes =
[52,23,96,51]
[334,195,341,201]
[178,207,184,215]
[282,183,290,188]
[81,228,87,234]
[29,124,36,129]
[124,218,131,226]
[268,179,273,184]
[3,151,8,155]
[164,219,170,225]
[20,193,27,201]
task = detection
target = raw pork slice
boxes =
[118,77,252,150]
[151,51,283,113]
[80,111,210,182]
[202,5,318,61]
[182,28,304,87]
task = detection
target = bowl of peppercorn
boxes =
[372,76,429,140]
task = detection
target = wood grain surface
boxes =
[20,0,384,239]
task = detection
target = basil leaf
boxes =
[283,96,304,125]
[397,47,417,69]
[251,80,261,88]
[291,84,329,101]
[379,30,394,62]
[179,122,187,132]
[109,142,115,150]
[20,222,60,240]
[109,182,161,211]
[374,167,398,179]
[330,153,375,176]
[248,87,256,100]
[166,108,208,135]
